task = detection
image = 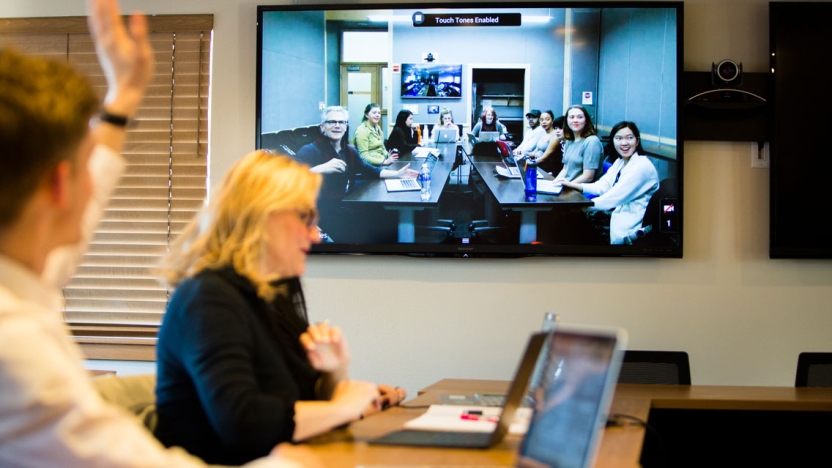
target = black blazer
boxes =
[154,268,318,465]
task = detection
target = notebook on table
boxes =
[517,324,627,468]
[369,331,548,449]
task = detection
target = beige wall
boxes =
[4,0,831,394]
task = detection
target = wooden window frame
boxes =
[1,15,213,362]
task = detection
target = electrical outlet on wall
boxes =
[751,142,769,169]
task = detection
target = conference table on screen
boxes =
[340,141,593,244]
[468,157,593,243]
[341,142,456,243]
[303,378,832,468]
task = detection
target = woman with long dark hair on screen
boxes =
[154,151,407,465]
[386,109,421,154]
[560,121,659,244]
[547,105,603,183]
[355,103,398,166]
[471,106,508,140]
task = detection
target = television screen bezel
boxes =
[255,2,684,259]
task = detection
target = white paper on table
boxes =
[412,147,440,159]
[402,405,531,435]
[537,179,563,195]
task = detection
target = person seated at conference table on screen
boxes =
[154,151,408,465]
[471,106,508,141]
[540,105,603,184]
[430,108,460,142]
[560,121,659,245]
[385,109,422,155]
[296,106,417,243]
[533,114,566,175]
[512,109,546,157]
[354,102,399,167]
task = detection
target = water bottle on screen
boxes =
[524,155,538,202]
[419,163,431,201]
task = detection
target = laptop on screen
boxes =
[369,331,548,449]
[518,324,627,468]
[478,131,500,142]
[385,153,438,192]
[435,128,457,144]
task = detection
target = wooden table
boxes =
[305,379,832,468]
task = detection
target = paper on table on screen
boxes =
[537,179,563,195]
[412,147,441,158]
[402,404,531,435]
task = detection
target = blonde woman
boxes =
[431,108,459,141]
[154,151,399,465]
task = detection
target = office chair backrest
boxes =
[618,350,691,385]
[495,140,512,160]
[795,352,832,387]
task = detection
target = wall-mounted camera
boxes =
[712,59,742,88]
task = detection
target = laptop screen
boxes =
[518,328,624,468]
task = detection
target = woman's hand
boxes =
[378,384,407,408]
[383,149,399,166]
[332,380,381,420]
[300,321,351,374]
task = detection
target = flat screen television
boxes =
[769,2,832,259]
[401,63,463,98]
[256,2,683,258]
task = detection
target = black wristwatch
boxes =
[97,110,131,128]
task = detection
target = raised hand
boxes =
[299,321,351,374]
[87,0,153,117]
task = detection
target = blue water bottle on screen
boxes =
[524,155,538,202]
[419,163,431,201]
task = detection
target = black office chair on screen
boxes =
[795,352,832,387]
[617,350,692,385]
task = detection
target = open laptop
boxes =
[440,313,559,407]
[369,331,548,449]
[435,128,457,144]
[478,131,500,142]
[517,324,627,468]
[385,153,438,192]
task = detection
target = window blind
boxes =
[0,15,212,361]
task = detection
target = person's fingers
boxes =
[298,332,316,351]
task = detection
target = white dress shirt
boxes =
[0,146,297,468]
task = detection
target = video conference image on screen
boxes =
[257,4,682,257]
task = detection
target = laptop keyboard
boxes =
[371,430,492,447]
[400,179,420,189]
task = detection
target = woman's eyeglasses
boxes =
[296,208,320,229]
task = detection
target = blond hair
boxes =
[160,150,321,300]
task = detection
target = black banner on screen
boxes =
[412,12,521,27]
